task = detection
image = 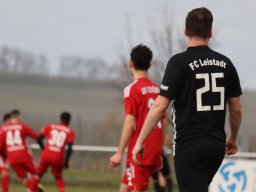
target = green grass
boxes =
[8,169,178,192]
[10,184,118,192]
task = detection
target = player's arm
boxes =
[226,96,242,155]
[64,142,73,169]
[132,95,171,164]
[24,125,39,140]
[0,131,7,158]
[109,114,136,167]
[64,130,75,169]
[37,134,45,149]
[161,116,168,145]
[37,125,49,149]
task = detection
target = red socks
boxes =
[56,178,65,192]
[24,175,40,192]
[1,173,9,192]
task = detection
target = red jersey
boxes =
[0,122,38,165]
[0,128,8,170]
[124,77,163,166]
[40,123,75,160]
[0,129,5,157]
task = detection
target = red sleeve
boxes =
[0,131,6,158]
[66,129,75,144]
[41,125,50,137]
[23,124,39,140]
[123,86,137,116]
[0,130,4,151]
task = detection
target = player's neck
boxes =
[188,37,209,47]
[132,70,148,80]
[10,119,19,123]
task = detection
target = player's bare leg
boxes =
[36,183,45,192]
[119,183,129,192]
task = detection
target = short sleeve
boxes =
[123,85,137,116]
[41,125,49,137]
[160,56,183,100]
[67,130,75,144]
[227,64,242,98]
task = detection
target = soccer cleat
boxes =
[36,183,45,192]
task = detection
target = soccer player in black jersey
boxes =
[132,7,242,192]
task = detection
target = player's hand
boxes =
[226,136,238,155]
[132,143,144,165]
[109,153,122,167]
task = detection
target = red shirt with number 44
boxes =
[0,122,38,165]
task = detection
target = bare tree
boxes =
[112,2,220,87]
[0,46,49,75]
[112,2,186,89]
[59,55,109,79]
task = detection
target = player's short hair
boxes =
[60,112,71,125]
[3,113,11,122]
[130,44,152,71]
[10,109,21,118]
[186,7,213,38]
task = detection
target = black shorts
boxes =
[174,139,225,192]
[152,152,171,180]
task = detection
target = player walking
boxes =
[37,112,75,192]
[132,7,242,192]
[0,110,41,192]
[109,44,167,192]
[0,113,11,192]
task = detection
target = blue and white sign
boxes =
[210,159,256,192]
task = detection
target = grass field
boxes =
[8,169,178,192]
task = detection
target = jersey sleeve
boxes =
[0,129,4,151]
[66,130,75,144]
[160,56,183,100]
[226,63,242,98]
[24,124,39,140]
[123,86,137,116]
[41,125,50,137]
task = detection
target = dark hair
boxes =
[60,112,71,125]
[10,109,21,118]
[130,44,152,71]
[3,113,11,122]
[186,7,213,38]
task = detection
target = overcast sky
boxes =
[0,0,255,89]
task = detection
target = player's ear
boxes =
[129,60,134,69]
[208,30,212,38]
[185,27,189,36]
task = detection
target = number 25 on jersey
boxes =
[196,73,224,112]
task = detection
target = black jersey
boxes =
[160,46,242,154]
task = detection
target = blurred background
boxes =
[0,0,255,191]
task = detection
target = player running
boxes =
[109,44,167,192]
[37,112,75,192]
[0,110,41,192]
[0,113,11,192]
